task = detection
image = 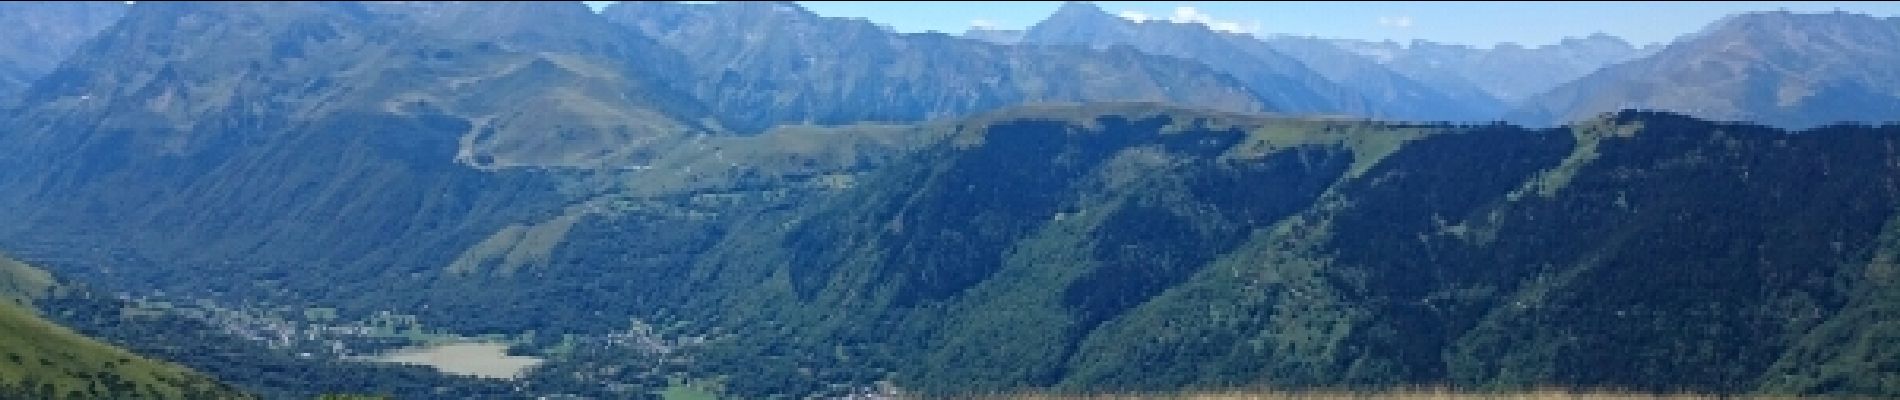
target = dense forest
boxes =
[541,109,1900,397]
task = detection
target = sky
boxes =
[584,1,1900,48]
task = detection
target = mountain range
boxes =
[1511,11,1900,128]
[1326,33,1657,104]
[1012,2,1503,121]
[0,1,1896,399]
[603,1,1268,133]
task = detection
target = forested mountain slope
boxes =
[592,106,1900,397]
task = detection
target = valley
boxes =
[0,1,1897,399]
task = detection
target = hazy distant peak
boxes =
[1703,9,1893,33]
[1555,32,1631,48]
[1051,1,1112,19]
[1040,1,1126,28]
[1509,9,1900,128]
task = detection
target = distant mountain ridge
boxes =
[1015,1,1503,121]
[1511,11,1900,128]
[1327,33,1656,104]
[1258,35,1509,119]
[604,0,1270,133]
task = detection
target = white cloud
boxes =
[1116,10,1151,22]
[970,19,998,30]
[1171,6,1213,23]
[1117,6,1259,34]
[1377,15,1415,28]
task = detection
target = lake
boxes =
[371,342,545,379]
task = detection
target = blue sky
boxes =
[585,1,1900,47]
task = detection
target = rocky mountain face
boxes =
[1331,33,1653,104]
[0,0,939,330]
[1510,12,1900,128]
[1259,35,1508,120]
[603,1,1268,133]
[0,1,126,103]
[0,1,736,309]
[9,1,714,170]
[1016,2,1342,116]
[1017,2,1499,122]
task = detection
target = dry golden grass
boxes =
[922,387,1795,400]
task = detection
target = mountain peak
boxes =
[1025,0,1135,45]
[1042,1,1124,27]
[1704,9,1890,34]
[1052,1,1110,18]
[1560,32,1629,46]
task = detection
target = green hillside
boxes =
[0,254,55,306]
[596,107,1900,397]
[0,254,247,399]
